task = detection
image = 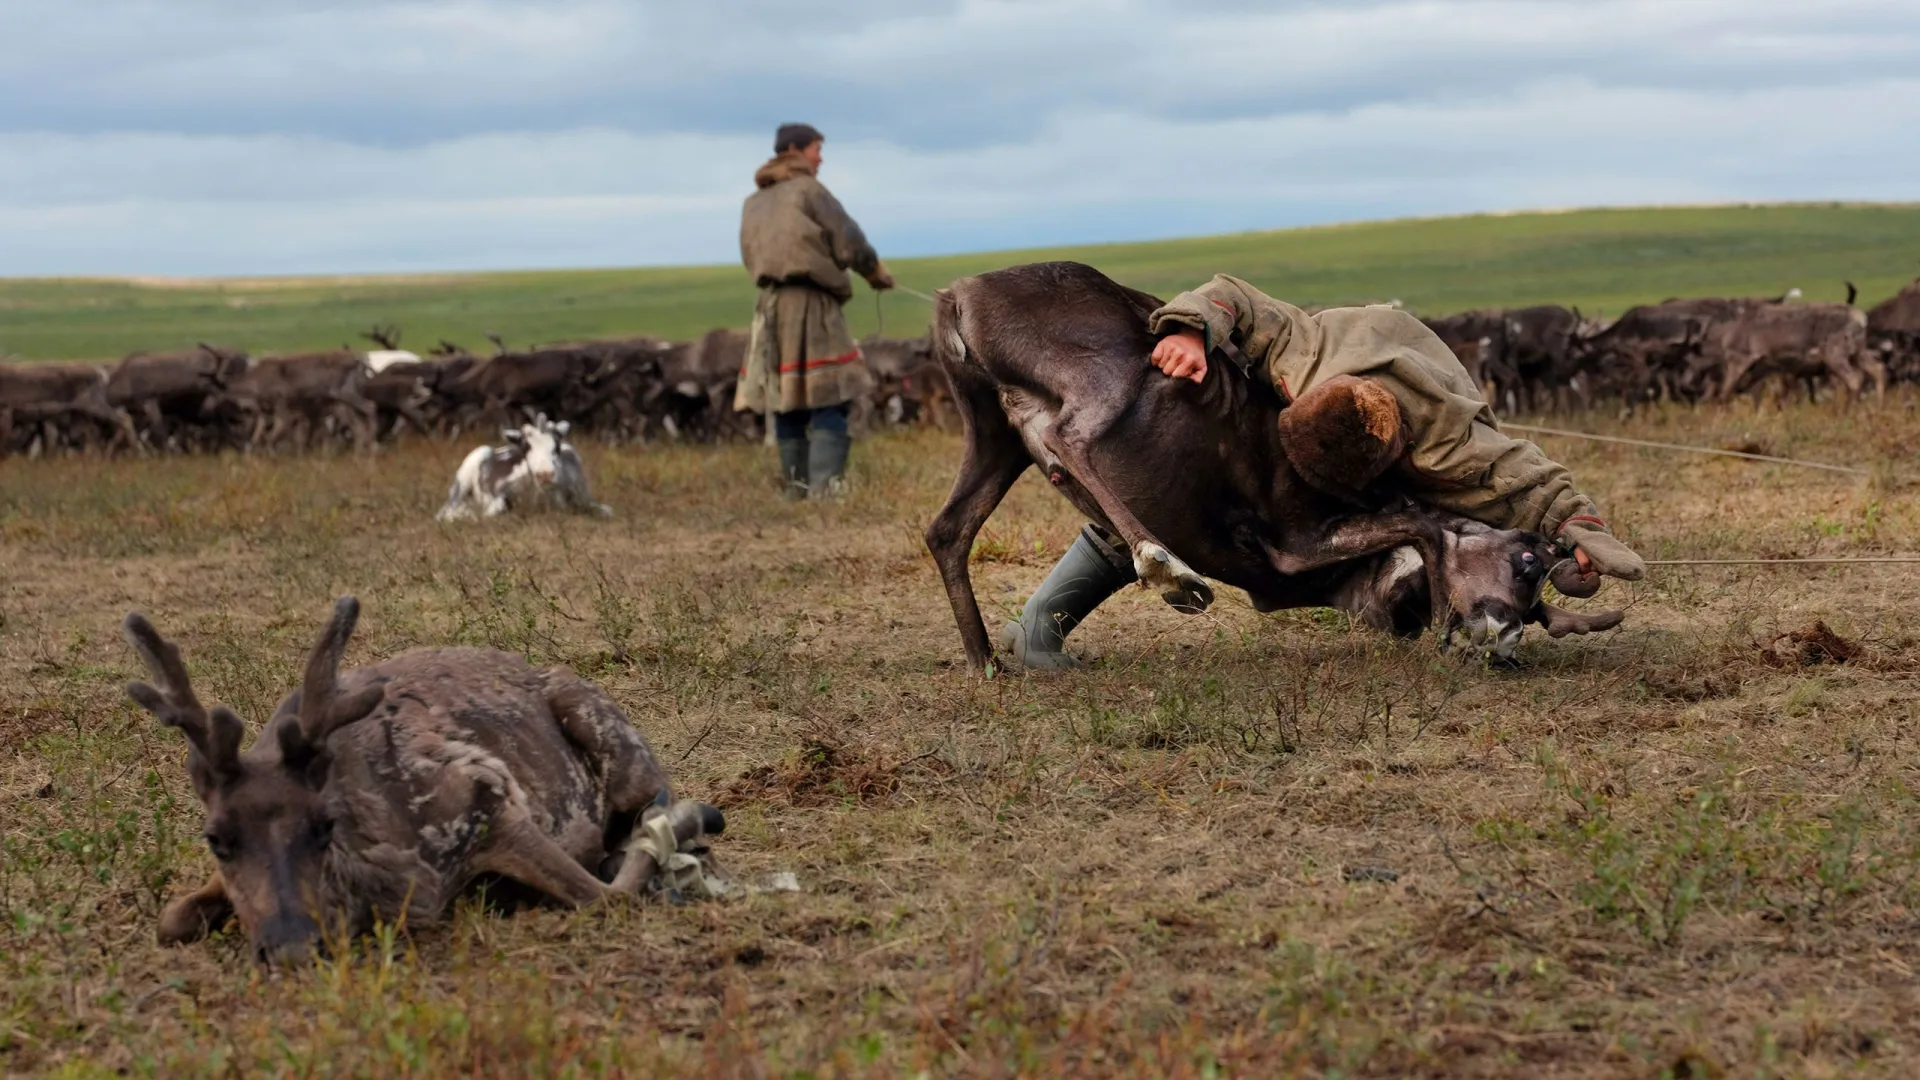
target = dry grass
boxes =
[4,394,1920,1078]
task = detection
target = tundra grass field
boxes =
[3,393,1920,1077]
[4,202,1920,361]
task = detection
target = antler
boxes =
[1532,602,1625,638]
[360,324,402,350]
[124,612,244,790]
[295,596,386,748]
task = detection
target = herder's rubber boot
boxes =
[808,431,852,500]
[778,438,809,500]
[1000,524,1136,670]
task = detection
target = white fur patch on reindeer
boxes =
[1383,546,1423,589]
[1132,541,1214,612]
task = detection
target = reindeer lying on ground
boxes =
[925,262,1623,673]
[437,414,611,522]
[126,597,723,964]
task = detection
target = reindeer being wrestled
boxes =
[126,597,722,964]
[923,262,1625,673]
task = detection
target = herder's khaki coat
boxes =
[1148,275,1600,535]
[735,153,878,414]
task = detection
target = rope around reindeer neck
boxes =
[876,283,937,337]
[890,284,939,304]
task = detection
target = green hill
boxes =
[3,203,1917,362]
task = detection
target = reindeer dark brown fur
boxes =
[125,597,722,964]
[925,262,1622,674]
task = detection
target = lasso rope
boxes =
[1504,422,1869,476]
[1646,557,1920,566]
[876,282,935,336]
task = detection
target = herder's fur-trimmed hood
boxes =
[740,154,878,303]
[753,152,816,190]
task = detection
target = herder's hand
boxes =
[1557,516,1645,582]
[868,262,896,291]
[1151,329,1208,384]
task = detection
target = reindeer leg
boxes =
[1265,511,1453,629]
[470,813,610,908]
[542,671,721,891]
[1040,401,1214,614]
[398,401,431,438]
[544,671,671,814]
[158,872,234,945]
[923,382,1032,674]
[339,396,377,452]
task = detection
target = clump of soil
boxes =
[1761,620,1862,667]
[1643,668,1740,702]
[724,737,901,807]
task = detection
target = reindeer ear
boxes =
[501,428,524,444]
[1530,602,1625,638]
[552,420,570,439]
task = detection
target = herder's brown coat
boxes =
[1148,275,1602,536]
[735,153,879,414]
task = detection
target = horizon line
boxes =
[7,199,1915,288]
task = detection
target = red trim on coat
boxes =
[778,349,861,374]
[1209,298,1234,313]
[1557,514,1609,534]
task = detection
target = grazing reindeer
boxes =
[925,262,1621,673]
[437,414,611,521]
[125,597,724,964]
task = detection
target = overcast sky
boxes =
[3,0,1917,276]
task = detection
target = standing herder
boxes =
[736,123,894,498]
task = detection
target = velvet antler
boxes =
[124,612,245,795]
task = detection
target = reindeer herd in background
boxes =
[2,274,1916,459]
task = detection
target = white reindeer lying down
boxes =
[437,414,611,522]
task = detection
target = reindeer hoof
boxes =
[1163,580,1214,613]
[1134,542,1213,614]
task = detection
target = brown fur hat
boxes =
[1276,375,1407,504]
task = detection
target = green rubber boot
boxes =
[777,438,809,500]
[808,431,852,500]
[1000,525,1136,670]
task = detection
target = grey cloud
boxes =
[4,0,1918,274]
[4,0,1916,150]
[6,73,1916,276]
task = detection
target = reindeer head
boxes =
[506,413,574,482]
[124,597,385,964]
[1358,522,1624,661]
[1433,523,1624,659]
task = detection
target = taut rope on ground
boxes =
[1504,422,1870,476]
[1645,557,1920,566]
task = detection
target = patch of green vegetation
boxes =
[3,203,1917,361]
[1525,751,1920,948]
